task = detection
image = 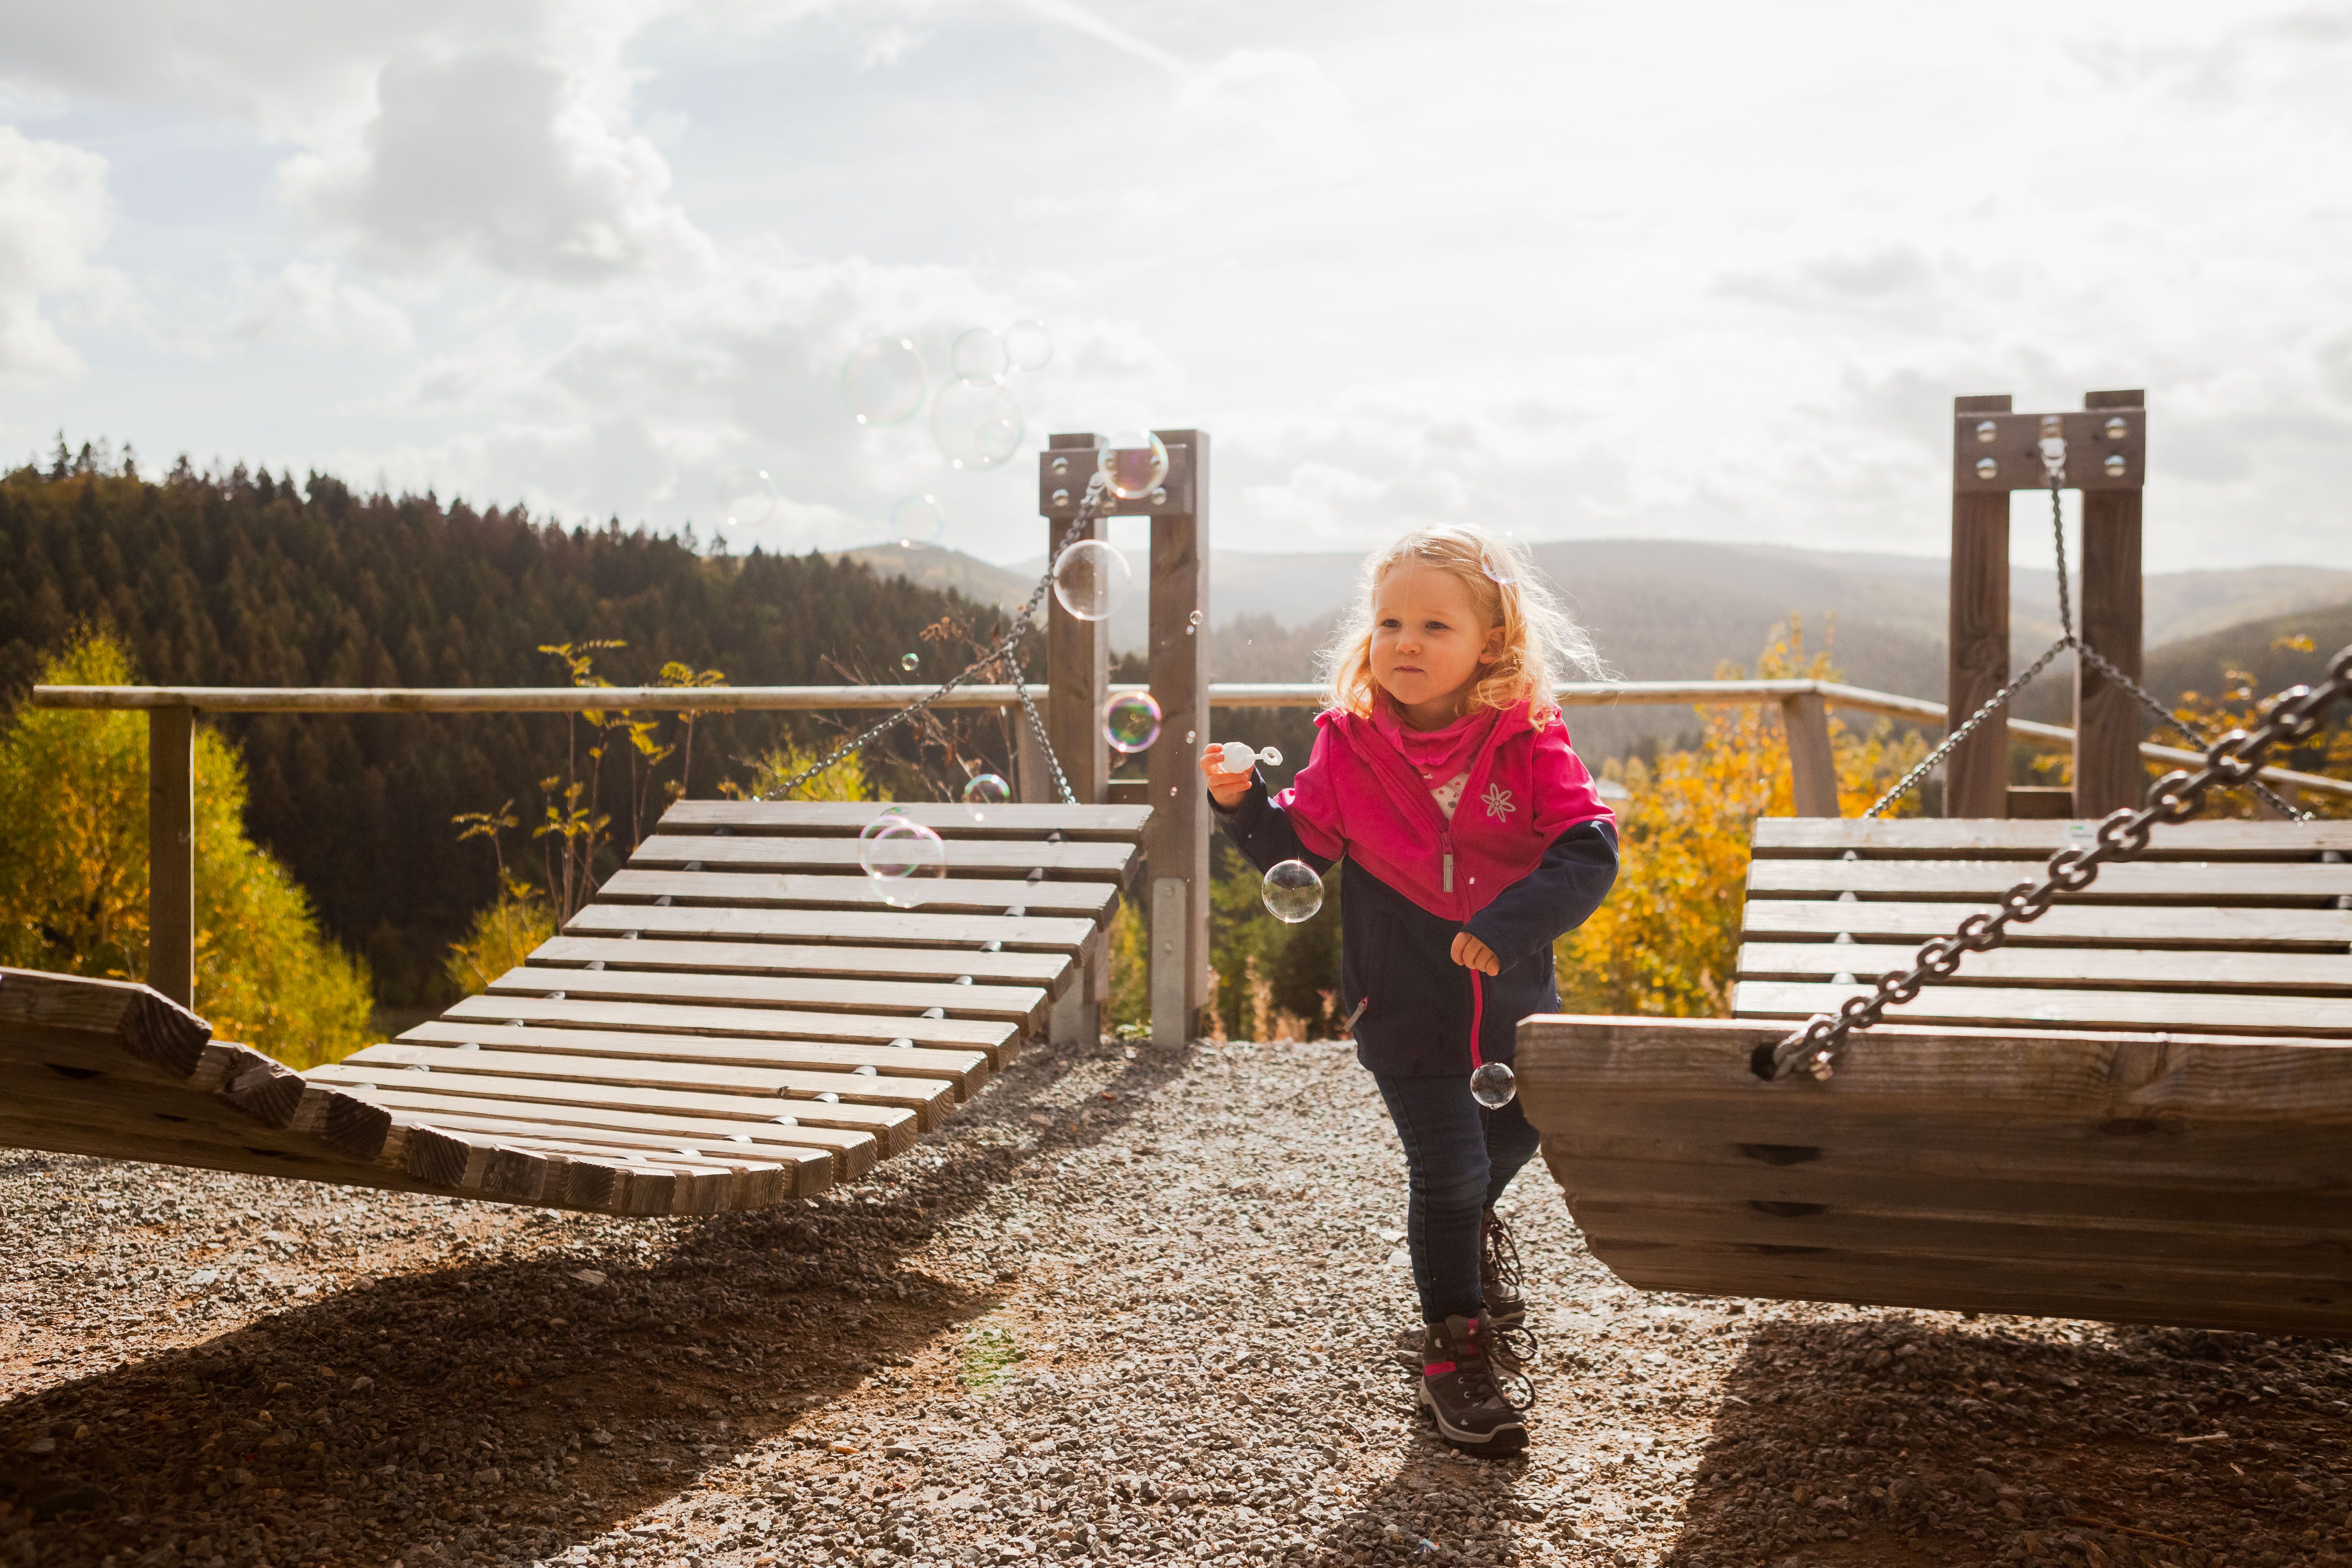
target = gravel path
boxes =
[5,1033,2351,1568]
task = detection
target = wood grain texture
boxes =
[1755,818,2352,859]
[1747,859,2352,903]
[1737,941,2352,993]
[0,967,212,1078]
[1741,897,2352,950]
[530,935,1068,989]
[2076,477,2145,818]
[438,993,1015,1060]
[1733,980,2352,1035]
[486,964,1048,1030]
[1947,476,2012,820]
[400,1017,989,1093]
[597,869,1116,920]
[1780,693,1840,819]
[564,902,1097,954]
[632,833,1136,881]
[1516,1014,2352,1334]
[656,799,1151,841]
[343,1041,957,1124]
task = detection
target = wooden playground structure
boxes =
[8,405,2352,1337]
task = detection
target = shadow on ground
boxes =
[0,1033,1181,1568]
[1658,1315,2352,1568]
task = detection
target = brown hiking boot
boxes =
[1418,1312,1529,1452]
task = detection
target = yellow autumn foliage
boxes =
[0,631,374,1066]
[1556,622,1927,1018]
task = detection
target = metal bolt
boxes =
[2039,414,2062,438]
[2103,453,2126,478]
[1150,487,1168,505]
[1051,488,1069,507]
[1974,420,1997,444]
[2103,416,2128,441]
[1975,457,1998,480]
[1051,456,1069,476]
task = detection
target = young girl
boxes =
[1199,524,1617,1453]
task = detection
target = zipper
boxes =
[1440,825,1455,895]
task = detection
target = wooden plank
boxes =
[1746,858,2352,904]
[597,869,1116,920]
[387,1111,803,1208]
[658,799,1152,841]
[1733,979,2352,1036]
[531,935,1068,989]
[326,1084,835,1195]
[308,1061,895,1166]
[0,967,213,1079]
[339,1042,957,1124]
[2076,393,2146,819]
[399,1018,989,1095]
[437,993,1015,1060]
[1742,897,2352,951]
[1148,434,1214,1043]
[487,965,1048,1030]
[1947,400,2012,820]
[147,705,195,1007]
[1516,1014,2352,1334]
[1756,817,2352,859]
[1045,436,1112,809]
[1735,941,2352,994]
[632,833,1135,881]
[565,901,1097,954]
[1780,693,1840,819]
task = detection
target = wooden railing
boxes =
[31,676,2346,1014]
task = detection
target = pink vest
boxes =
[1272,697,1615,923]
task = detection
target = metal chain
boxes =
[1866,459,2308,820]
[1762,640,2352,1082]
[762,472,1109,804]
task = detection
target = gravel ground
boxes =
[5,1032,2352,1568]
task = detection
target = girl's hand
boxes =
[1199,747,1254,807]
[1451,932,1501,975]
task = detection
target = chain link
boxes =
[761,471,1109,804]
[1762,641,2352,1082]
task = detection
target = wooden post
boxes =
[1947,394,2014,819]
[1780,691,1839,818]
[1041,434,1109,1045]
[147,704,195,1008]
[2074,389,2147,818]
[1146,430,1211,1045]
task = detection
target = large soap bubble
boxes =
[1099,429,1169,500]
[961,773,1012,805]
[1104,692,1162,754]
[859,816,946,907]
[1261,859,1324,923]
[1469,1060,1518,1109]
[843,338,926,426]
[951,328,1008,383]
[892,493,946,548]
[1004,319,1053,372]
[931,379,1024,469]
[1051,539,1132,621]
[716,467,779,529]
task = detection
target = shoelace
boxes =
[1481,1210,1540,1368]
[1442,1322,1533,1414]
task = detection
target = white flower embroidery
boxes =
[1482,783,1515,820]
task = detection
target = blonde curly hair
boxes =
[1321,524,1605,720]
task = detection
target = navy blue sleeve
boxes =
[1208,777,1338,878]
[1460,819,1619,967]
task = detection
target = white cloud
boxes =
[0,123,113,378]
[225,260,414,353]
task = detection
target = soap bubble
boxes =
[843,338,925,426]
[1261,859,1324,923]
[931,379,1024,469]
[1004,319,1053,372]
[951,328,1008,383]
[1469,1060,1518,1109]
[900,652,918,672]
[1099,430,1169,500]
[858,805,908,848]
[1052,539,1132,620]
[892,493,946,547]
[961,773,1012,805]
[716,467,779,529]
[859,817,946,906]
[1104,692,1162,754]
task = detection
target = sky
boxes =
[2,0,2349,573]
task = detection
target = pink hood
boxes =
[1272,697,1616,923]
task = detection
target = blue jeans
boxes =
[1372,1072,1545,1324]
